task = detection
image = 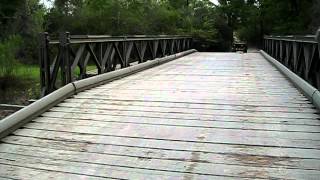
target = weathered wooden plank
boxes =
[94,77,298,86]
[50,106,319,121]
[97,72,296,83]
[1,149,320,179]
[78,91,309,102]
[43,111,320,126]
[74,94,311,106]
[64,98,318,112]
[0,153,215,179]
[82,84,304,93]
[89,73,297,88]
[121,74,292,81]
[9,129,320,160]
[75,89,307,100]
[29,116,320,141]
[40,112,320,132]
[0,164,105,180]
[71,96,314,108]
[83,87,304,96]
[0,145,320,176]
[3,136,320,171]
[50,107,320,124]
[96,76,298,84]
[92,87,303,96]
[23,122,320,148]
[56,102,319,119]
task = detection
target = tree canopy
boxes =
[217,0,318,44]
[0,0,318,64]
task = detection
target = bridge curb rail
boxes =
[260,50,320,110]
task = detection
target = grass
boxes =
[0,35,37,104]
[15,64,40,80]
[0,63,98,104]
[13,64,97,82]
[0,64,41,104]
[74,65,98,75]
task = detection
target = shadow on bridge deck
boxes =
[0,52,320,179]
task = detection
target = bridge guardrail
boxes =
[39,32,193,96]
[263,30,320,89]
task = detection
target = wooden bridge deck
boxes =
[1,52,320,179]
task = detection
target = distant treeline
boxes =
[0,0,319,65]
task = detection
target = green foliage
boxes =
[0,0,24,38]
[0,0,46,64]
[0,0,317,64]
[44,0,218,39]
[0,63,41,103]
[15,0,46,64]
[0,35,22,78]
[216,0,316,46]
[310,0,320,33]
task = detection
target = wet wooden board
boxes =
[1,52,320,179]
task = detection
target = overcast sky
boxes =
[209,0,219,5]
[41,0,219,9]
[41,0,51,8]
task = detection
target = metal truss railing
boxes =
[263,30,320,89]
[39,32,193,96]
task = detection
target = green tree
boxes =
[216,0,315,46]
[309,0,320,33]
[0,0,24,37]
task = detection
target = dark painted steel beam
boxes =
[263,29,320,90]
[39,32,193,96]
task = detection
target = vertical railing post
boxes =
[316,28,320,43]
[170,40,174,55]
[265,38,268,52]
[271,39,275,57]
[315,29,320,88]
[268,38,271,54]
[122,37,128,67]
[316,28,320,57]
[275,40,278,59]
[279,40,284,62]
[191,38,194,50]
[153,40,158,59]
[267,38,269,53]
[292,40,298,72]
[176,39,179,53]
[264,38,266,52]
[98,42,104,73]
[39,32,50,97]
[59,32,72,86]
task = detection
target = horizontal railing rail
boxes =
[263,30,320,89]
[39,32,193,96]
